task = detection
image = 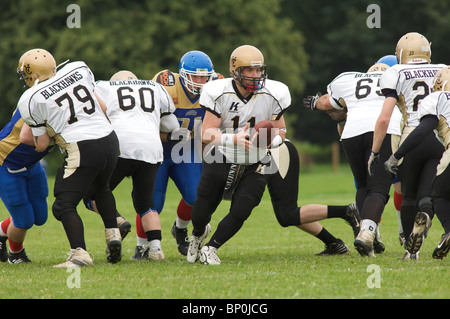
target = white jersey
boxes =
[327,71,402,139]
[380,63,445,128]
[200,78,290,164]
[95,79,175,163]
[18,61,113,149]
[419,91,450,148]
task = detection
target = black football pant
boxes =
[192,154,267,249]
[397,131,444,238]
[52,131,119,250]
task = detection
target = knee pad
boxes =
[276,207,300,227]
[52,198,74,221]
[11,212,34,230]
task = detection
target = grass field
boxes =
[0,164,448,301]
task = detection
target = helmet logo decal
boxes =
[24,64,32,74]
[231,57,237,68]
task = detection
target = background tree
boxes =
[1,0,450,147]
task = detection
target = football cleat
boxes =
[432,232,450,260]
[405,212,432,255]
[8,249,31,264]
[142,242,165,261]
[373,226,385,254]
[402,250,419,260]
[171,222,189,256]
[0,236,8,262]
[354,229,376,257]
[187,224,211,263]
[105,228,122,264]
[116,216,131,241]
[199,246,221,265]
[130,245,148,260]
[53,248,94,268]
[315,239,350,256]
[342,203,361,238]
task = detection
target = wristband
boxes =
[270,135,283,149]
[221,133,235,146]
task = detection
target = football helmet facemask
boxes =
[432,66,450,92]
[395,32,431,64]
[179,50,214,95]
[17,48,56,87]
[230,45,267,93]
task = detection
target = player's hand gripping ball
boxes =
[251,120,275,148]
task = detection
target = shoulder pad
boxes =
[154,70,176,86]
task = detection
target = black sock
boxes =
[60,212,86,250]
[207,214,244,249]
[433,198,450,234]
[316,228,338,245]
[327,205,347,219]
[361,193,385,223]
[146,230,162,242]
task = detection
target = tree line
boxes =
[1,0,449,145]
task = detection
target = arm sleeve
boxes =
[394,115,438,158]
[160,113,180,132]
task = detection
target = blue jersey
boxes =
[0,109,50,170]
[153,70,204,162]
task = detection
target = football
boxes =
[251,120,275,147]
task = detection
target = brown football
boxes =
[252,120,275,147]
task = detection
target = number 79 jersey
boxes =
[380,63,445,128]
[18,61,113,148]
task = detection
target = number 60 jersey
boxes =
[18,61,113,149]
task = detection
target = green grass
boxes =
[0,164,448,299]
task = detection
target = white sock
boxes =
[176,217,190,229]
[148,239,161,251]
[397,211,403,233]
[136,236,148,247]
[361,219,377,233]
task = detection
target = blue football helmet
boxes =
[179,51,214,95]
[376,55,398,67]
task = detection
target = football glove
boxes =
[384,154,400,176]
[303,92,322,110]
[367,150,380,176]
[167,128,190,143]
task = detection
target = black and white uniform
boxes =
[192,78,290,248]
[91,79,176,217]
[18,61,119,249]
[327,71,402,223]
[394,91,450,234]
[380,63,445,237]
